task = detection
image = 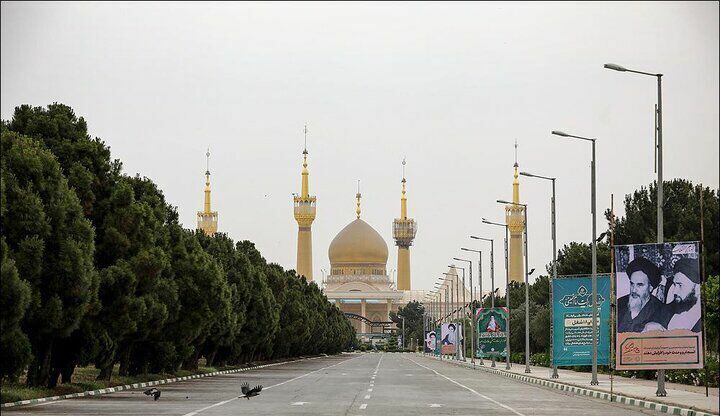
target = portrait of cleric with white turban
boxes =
[617,257,664,333]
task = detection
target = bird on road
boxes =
[143,388,161,401]
[240,383,263,399]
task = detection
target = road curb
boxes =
[419,354,717,416]
[1,354,329,409]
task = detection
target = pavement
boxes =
[3,352,703,415]
[431,354,718,415]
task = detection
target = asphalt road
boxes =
[6,353,671,415]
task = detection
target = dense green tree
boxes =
[703,275,719,353]
[609,179,718,276]
[551,242,611,277]
[390,301,425,349]
[1,129,96,387]
[0,237,32,381]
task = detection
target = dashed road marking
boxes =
[364,395,371,399]
[367,388,373,392]
[403,356,526,416]
[291,402,308,406]
[181,356,359,416]
[360,403,368,409]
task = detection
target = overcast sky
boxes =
[2,2,718,294]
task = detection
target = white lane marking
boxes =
[373,354,383,374]
[359,403,368,409]
[181,356,358,416]
[291,402,308,406]
[429,403,443,407]
[27,400,67,407]
[342,373,347,375]
[404,356,526,416]
[364,394,371,399]
[367,388,373,392]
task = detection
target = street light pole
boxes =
[468,239,495,307]
[449,267,466,361]
[442,274,456,359]
[520,171,559,378]
[605,62,666,396]
[454,258,476,366]
[552,130,599,385]
[483,219,511,370]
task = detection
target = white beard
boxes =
[628,294,648,319]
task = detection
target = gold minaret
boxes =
[293,125,316,281]
[197,149,218,236]
[393,159,417,291]
[506,141,525,283]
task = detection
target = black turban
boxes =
[626,256,661,288]
[448,323,456,330]
[673,258,700,284]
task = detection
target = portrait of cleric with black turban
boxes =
[617,257,664,333]
[644,258,703,333]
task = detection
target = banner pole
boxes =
[610,194,615,402]
[699,185,708,397]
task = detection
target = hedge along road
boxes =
[4,353,674,415]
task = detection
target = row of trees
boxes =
[1,104,355,388]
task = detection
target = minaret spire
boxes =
[513,139,520,204]
[400,158,408,219]
[293,125,317,281]
[197,147,218,235]
[301,124,310,198]
[204,148,212,212]
[506,140,525,283]
[393,157,417,291]
[356,180,362,219]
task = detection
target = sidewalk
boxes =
[425,354,718,415]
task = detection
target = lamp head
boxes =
[604,63,627,72]
[551,130,569,137]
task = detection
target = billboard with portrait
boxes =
[440,322,460,355]
[424,331,437,353]
[476,307,508,358]
[552,275,610,366]
[615,242,703,370]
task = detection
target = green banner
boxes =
[475,307,508,358]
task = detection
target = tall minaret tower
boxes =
[393,159,417,291]
[293,125,316,281]
[197,149,218,236]
[506,141,525,283]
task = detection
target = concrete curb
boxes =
[419,354,717,416]
[1,354,328,409]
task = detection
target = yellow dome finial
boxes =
[356,180,362,219]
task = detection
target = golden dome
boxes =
[329,218,389,266]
